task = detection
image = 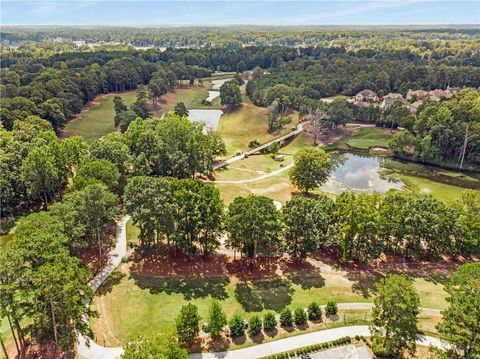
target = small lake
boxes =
[205,78,233,102]
[188,109,224,132]
[211,78,233,90]
[321,152,403,194]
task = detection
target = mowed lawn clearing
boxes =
[62,91,137,142]
[158,83,223,111]
[329,127,395,150]
[62,83,215,142]
[217,87,300,156]
[214,132,313,203]
[395,174,479,203]
[90,251,450,347]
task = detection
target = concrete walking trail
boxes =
[190,326,446,359]
[209,163,294,184]
[78,215,445,359]
[77,215,130,359]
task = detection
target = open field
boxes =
[90,249,452,347]
[62,91,137,142]
[61,82,219,141]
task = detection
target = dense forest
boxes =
[2,25,480,49]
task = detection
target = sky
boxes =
[1,0,479,26]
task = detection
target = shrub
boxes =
[307,301,322,321]
[248,139,260,148]
[207,300,227,339]
[372,342,392,357]
[279,308,293,327]
[248,315,262,336]
[294,308,307,325]
[263,312,277,331]
[175,303,200,343]
[267,142,280,154]
[229,314,245,337]
[355,334,360,341]
[325,300,338,315]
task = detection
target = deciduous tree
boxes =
[370,274,419,358]
[289,147,332,193]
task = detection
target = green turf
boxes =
[217,86,300,156]
[395,173,478,203]
[63,91,137,142]
[158,84,223,111]
[91,265,447,347]
[330,127,395,150]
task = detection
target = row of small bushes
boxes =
[228,301,338,337]
[260,336,352,359]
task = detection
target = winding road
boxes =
[78,216,446,359]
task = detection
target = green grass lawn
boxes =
[90,257,447,347]
[395,173,478,203]
[217,86,300,156]
[330,127,395,151]
[158,84,223,111]
[214,133,312,203]
[62,91,137,142]
[62,83,217,142]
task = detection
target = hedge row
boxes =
[259,336,352,359]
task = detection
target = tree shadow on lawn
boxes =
[206,336,231,352]
[234,278,294,312]
[227,256,280,280]
[315,251,462,299]
[279,258,326,289]
[132,274,230,300]
[97,270,126,296]
[250,332,265,344]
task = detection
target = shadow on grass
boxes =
[231,334,247,346]
[280,259,326,289]
[234,278,294,312]
[313,251,457,299]
[250,332,265,344]
[97,270,126,296]
[264,328,278,338]
[132,274,230,300]
[207,336,231,352]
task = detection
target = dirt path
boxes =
[208,163,293,184]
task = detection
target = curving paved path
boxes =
[77,214,444,359]
[209,164,294,184]
[77,215,130,359]
[189,326,446,359]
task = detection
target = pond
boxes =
[188,109,224,131]
[205,78,233,102]
[321,152,403,194]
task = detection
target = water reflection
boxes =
[188,109,224,132]
[321,152,403,194]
